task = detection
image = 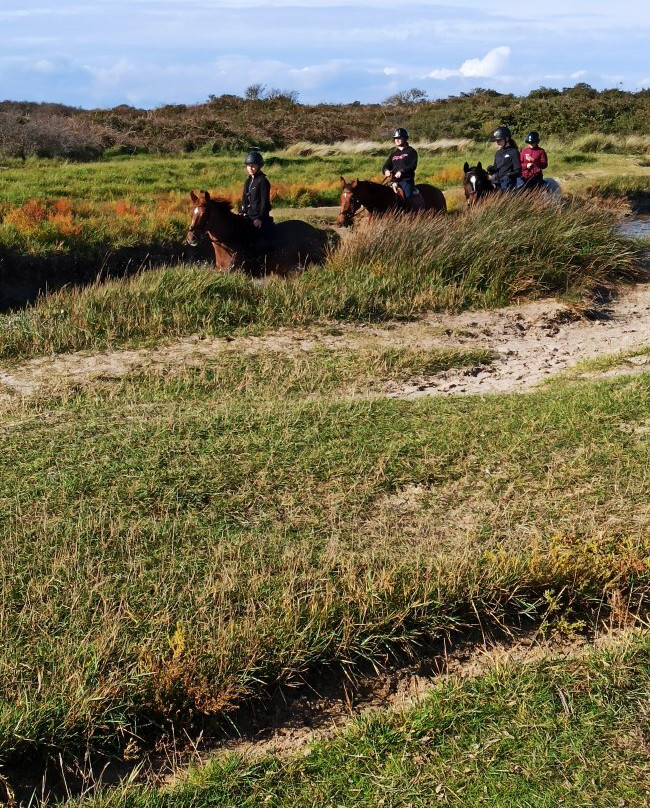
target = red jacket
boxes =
[520,146,548,180]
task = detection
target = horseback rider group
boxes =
[486,125,548,191]
[239,124,548,238]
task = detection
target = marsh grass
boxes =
[0,194,642,361]
[0,348,648,764]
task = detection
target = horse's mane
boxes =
[209,196,235,213]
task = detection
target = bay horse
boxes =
[463,162,496,207]
[337,177,446,227]
[187,191,334,274]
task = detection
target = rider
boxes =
[519,131,548,190]
[487,126,521,191]
[382,127,418,202]
[241,150,273,234]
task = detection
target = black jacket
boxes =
[382,145,418,180]
[242,172,271,220]
[492,145,521,184]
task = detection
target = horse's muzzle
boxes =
[186,231,199,247]
[336,213,352,228]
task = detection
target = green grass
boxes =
[0,343,648,765]
[0,194,642,361]
[77,633,650,808]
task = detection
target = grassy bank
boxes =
[1,194,642,360]
[0,343,648,764]
[70,633,650,808]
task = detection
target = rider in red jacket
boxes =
[519,131,548,189]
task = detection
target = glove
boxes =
[486,165,495,175]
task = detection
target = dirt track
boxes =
[1,280,649,406]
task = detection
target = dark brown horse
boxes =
[187,191,334,273]
[337,177,446,227]
[462,162,497,207]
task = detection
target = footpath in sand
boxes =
[1,281,650,405]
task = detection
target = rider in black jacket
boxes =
[382,128,418,200]
[241,150,272,229]
[487,126,521,190]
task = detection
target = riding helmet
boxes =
[244,150,264,167]
[490,125,512,142]
[393,127,409,140]
[525,131,540,144]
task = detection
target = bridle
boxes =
[187,202,209,245]
[338,185,363,226]
[464,170,491,207]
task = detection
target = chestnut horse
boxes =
[337,177,446,227]
[462,162,496,207]
[187,191,333,273]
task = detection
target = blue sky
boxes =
[2,0,648,109]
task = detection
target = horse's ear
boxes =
[190,190,199,203]
[351,178,358,188]
[463,162,470,172]
[477,161,482,170]
[199,190,211,202]
[340,175,346,187]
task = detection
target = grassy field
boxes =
[0,343,649,768]
[1,142,649,801]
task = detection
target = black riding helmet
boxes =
[525,131,540,144]
[490,125,512,142]
[393,127,409,140]
[244,150,264,167]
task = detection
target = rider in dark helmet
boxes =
[241,150,272,232]
[519,131,548,190]
[382,127,418,201]
[486,126,521,190]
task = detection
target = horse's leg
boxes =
[213,242,234,272]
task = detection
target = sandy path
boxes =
[1,281,649,406]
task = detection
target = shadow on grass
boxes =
[0,239,214,311]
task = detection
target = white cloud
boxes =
[459,45,510,78]
[426,45,510,81]
[33,59,56,73]
[570,70,587,79]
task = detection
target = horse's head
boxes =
[187,190,211,246]
[337,177,362,227]
[188,191,240,246]
[463,162,493,207]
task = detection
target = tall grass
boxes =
[0,194,642,360]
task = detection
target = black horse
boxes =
[462,162,497,207]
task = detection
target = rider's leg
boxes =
[399,178,415,199]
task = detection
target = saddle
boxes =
[393,184,424,211]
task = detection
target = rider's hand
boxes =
[487,165,495,175]
[253,219,262,228]
[384,170,392,177]
[394,171,402,179]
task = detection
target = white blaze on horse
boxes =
[463,162,561,208]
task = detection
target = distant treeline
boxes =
[1,84,649,160]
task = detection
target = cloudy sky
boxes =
[2,0,648,109]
